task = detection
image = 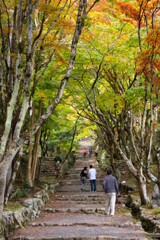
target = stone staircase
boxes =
[10,142,152,240]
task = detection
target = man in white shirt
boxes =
[88,165,97,192]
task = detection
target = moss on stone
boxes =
[4,202,22,211]
[152,207,160,215]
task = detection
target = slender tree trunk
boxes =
[0,143,22,219]
[27,138,34,187]
[118,145,150,204]
[138,174,150,205]
[64,117,79,161]
[27,102,35,187]
[32,100,42,181]
[4,156,21,204]
[0,163,8,219]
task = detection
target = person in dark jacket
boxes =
[103,169,119,216]
[80,167,88,191]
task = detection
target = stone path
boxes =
[10,141,152,240]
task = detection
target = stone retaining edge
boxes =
[126,194,160,235]
[2,183,59,239]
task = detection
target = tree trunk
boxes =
[27,101,35,187]
[32,100,42,182]
[138,174,150,205]
[0,163,8,219]
[0,143,22,218]
[64,117,79,161]
[27,137,34,187]
[118,145,150,204]
[4,156,21,204]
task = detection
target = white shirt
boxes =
[88,168,96,180]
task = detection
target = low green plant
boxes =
[40,176,56,184]
[11,188,29,199]
[22,180,30,189]
[144,202,153,209]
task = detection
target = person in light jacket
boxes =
[103,169,119,216]
[88,165,97,192]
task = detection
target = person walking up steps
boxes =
[103,169,119,216]
[88,165,97,192]
[80,166,88,191]
[88,147,93,156]
[82,148,87,157]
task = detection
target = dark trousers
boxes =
[90,179,96,192]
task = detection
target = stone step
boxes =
[43,207,105,214]
[57,185,103,192]
[53,194,106,200]
[11,233,149,240]
[29,212,138,227]
[52,196,105,201]
[67,168,102,174]
[11,212,149,240]
[46,195,125,205]
[65,175,103,181]
[59,179,104,185]
[74,161,99,166]
[46,200,105,204]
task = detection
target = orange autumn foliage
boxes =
[120,17,138,27]
[81,31,93,41]
[146,29,160,46]
[153,60,160,71]
[92,0,109,12]
[117,2,139,21]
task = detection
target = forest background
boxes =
[0,0,160,233]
